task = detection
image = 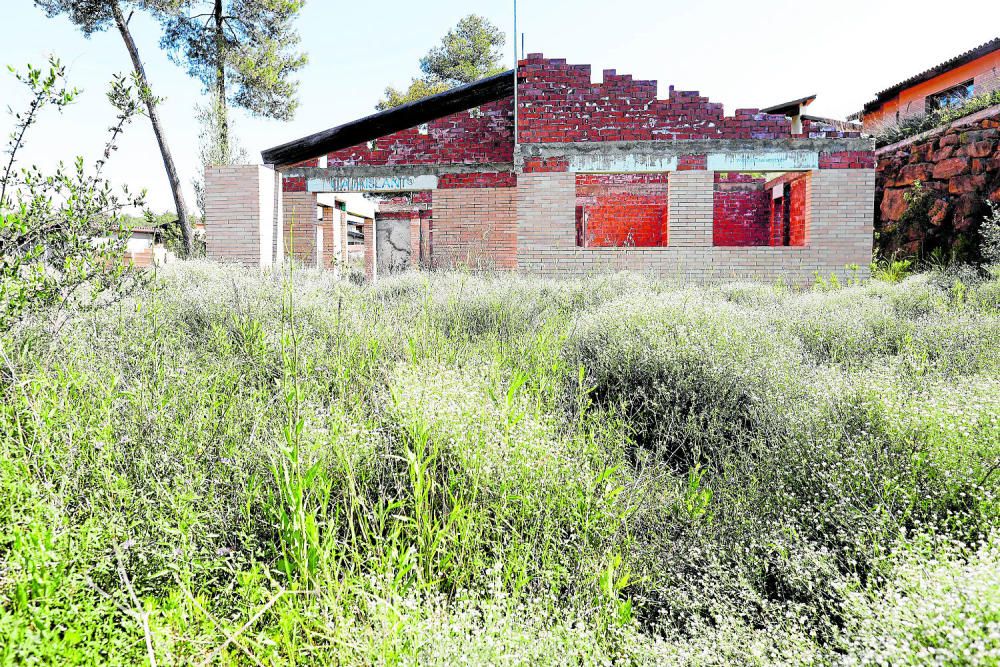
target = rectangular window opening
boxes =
[926,80,974,113]
[575,173,670,248]
[712,172,807,247]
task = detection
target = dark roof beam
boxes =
[262,70,515,166]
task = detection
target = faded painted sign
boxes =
[706,151,818,172]
[307,174,439,192]
[566,153,679,173]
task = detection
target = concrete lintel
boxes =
[307,174,439,193]
[517,137,873,161]
[282,162,514,179]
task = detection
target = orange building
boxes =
[860,37,1000,133]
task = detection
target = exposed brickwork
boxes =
[517,170,873,285]
[282,191,319,266]
[205,165,277,268]
[668,171,715,248]
[438,172,517,188]
[517,54,858,143]
[677,154,708,171]
[819,151,877,169]
[789,176,808,247]
[975,66,1000,96]
[876,105,1000,258]
[523,157,570,173]
[363,217,376,280]
[432,187,517,270]
[713,173,770,246]
[325,99,513,168]
[575,174,669,247]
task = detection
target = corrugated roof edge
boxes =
[862,37,1000,114]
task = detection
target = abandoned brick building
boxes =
[205,54,876,283]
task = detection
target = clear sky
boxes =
[2,1,998,211]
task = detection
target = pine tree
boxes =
[377,14,506,110]
[160,0,308,159]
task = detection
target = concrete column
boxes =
[273,170,284,268]
[409,215,421,269]
[667,171,714,247]
[420,216,431,268]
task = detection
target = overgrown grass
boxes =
[1,262,998,664]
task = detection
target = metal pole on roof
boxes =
[513,0,518,157]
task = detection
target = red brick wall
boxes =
[575,174,669,247]
[325,98,514,168]
[760,172,809,247]
[713,173,771,246]
[438,172,516,188]
[819,151,877,169]
[517,54,860,143]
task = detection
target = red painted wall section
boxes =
[518,54,860,143]
[713,173,771,247]
[325,98,514,167]
[575,174,669,247]
[762,172,809,247]
[789,176,807,246]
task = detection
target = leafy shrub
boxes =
[0,59,146,329]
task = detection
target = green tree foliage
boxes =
[34,0,196,256]
[0,58,145,329]
[377,14,506,110]
[192,97,248,221]
[160,0,308,157]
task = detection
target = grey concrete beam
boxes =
[517,137,874,159]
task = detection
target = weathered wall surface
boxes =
[713,173,770,247]
[876,105,1000,258]
[250,54,874,280]
[282,191,318,266]
[376,219,414,272]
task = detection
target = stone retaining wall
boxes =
[876,105,1000,258]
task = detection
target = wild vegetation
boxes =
[1,260,998,665]
[873,89,1000,148]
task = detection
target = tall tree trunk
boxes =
[214,0,230,159]
[111,2,194,256]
